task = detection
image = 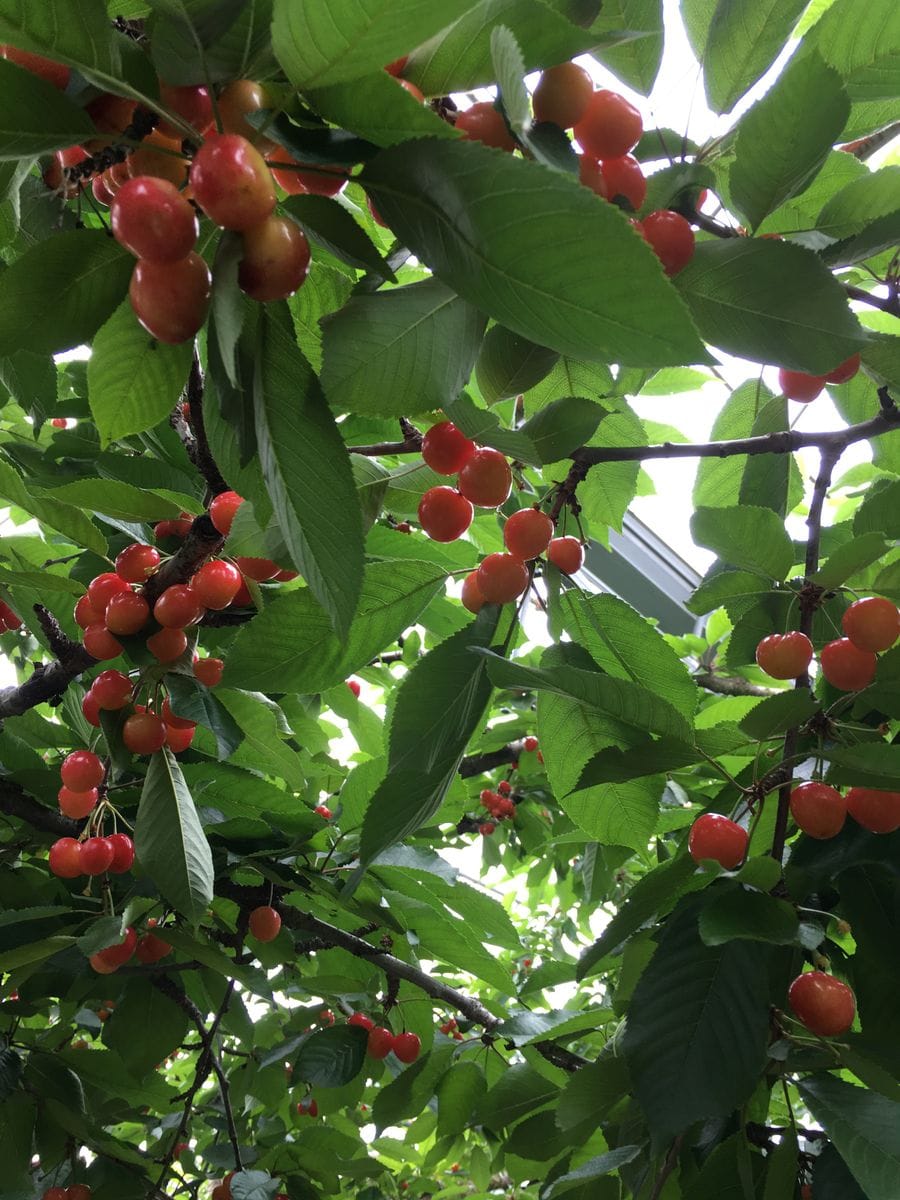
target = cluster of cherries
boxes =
[0,598,22,631]
[416,420,585,608]
[778,352,861,403]
[347,1011,422,1063]
[479,779,517,835]
[49,749,134,878]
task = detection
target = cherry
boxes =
[638,210,695,275]
[43,146,89,197]
[166,723,195,753]
[504,508,554,560]
[826,353,861,384]
[790,781,846,839]
[136,931,172,963]
[523,737,539,753]
[755,632,813,680]
[115,542,160,583]
[385,56,408,77]
[58,786,98,819]
[458,448,512,508]
[456,102,516,151]
[346,679,361,698]
[367,1026,394,1058]
[86,93,136,143]
[235,556,280,581]
[61,749,104,791]
[156,83,214,138]
[153,584,203,628]
[104,590,150,635]
[418,486,474,542]
[82,690,101,727]
[688,813,748,869]
[154,517,193,541]
[392,1031,421,1063]
[66,1187,92,1200]
[83,624,123,661]
[75,595,103,629]
[547,536,584,574]
[209,490,245,534]
[130,252,212,344]
[161,697,196,731]
[218,79,275,145]
[296,1097,319,1117]
[81,837,115,876]
[497,780,512,796]
[123,711,167,754]
[194,656,224,687]
[51,416,68,428]
[476,554,529,604]
[788,971,855,1037]
[320,1008,335,1024]
[0,45,70,89]
[479,821,496,835]
[574,89,642,159]
[49,837,83,878]
[0,601,22,630]
[111,177,199,263]
[127,131,189,188]
[842,596,899,653]
[92,926,137,972]
[348,1012,374,1030]
[314,803,333,819]
[88,572,131,614]
[422,421,476,475]
[461,570,485,614]
[820,638,876,691]
[147,627,188,663]
[846,787,900,834]
[43,1189,68,1200]
[396,77,425,103]
[270,158,347,197]
[532,62,593,129]
[600,154,647,210]
[249,905,282,942]
[92,669,132,710]
[107,833,135,873]
[273,567,299,581]
[239,215,310,302]
[192,560,242,609]
[190,133,276,230]
[778,368,826,403]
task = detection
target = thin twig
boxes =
[649,1136,684,1200]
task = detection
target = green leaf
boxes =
[556,1054,630,1129]
[437,1061,487,1140]
[813,532,891,589]
[523,355,614,412]
[825,744,900,788]
[0,57,95,158]
[802,0,900,100]
[87,299,193,446]
[497,1008,609,1044]
[475,324,560,403]
[213,692,307,792]
[361,139,708,367]
[294,1026,368,1087]
[675,239,866,373]
[490,25,530,134]
[164,674,243,759]
[573,407,647,539]
[591,0,663,96]
[0,230,133,358]
[698,886,800,946]
[373,1044,455,1131]
[519,396,604,464]
[310,69,457,147]
[0,1047,22,1102]
[38,479,198,522]
[282,194,394,280]
[813,1144,870,1200]
[230,1172,280,1200]
[703,0,807,113]
[691,505,794,580]
[443,391,537,461]
[221,559,446,693]
[102,976,190,1078]
[542,1147,643,1199]
[853,479,900,539]
[0,456,105,556]
[799,1074,900,1200]
[255,303,364,639]
[321,278,486,416]
[133,748,214,925]
[739,691,820,740]
[477,1061,560,1131]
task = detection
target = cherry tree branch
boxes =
[175,350,231,498]
[140,514,224,607]
[0,605,95,721]
[348,418,424,458]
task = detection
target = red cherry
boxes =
[165,723,195,752]
[58,786,98,819]
[461,570,485,614]
[600,154,647,210]
[367,1026,394,1058]
[346,679,361,697]
[66,1187,92,1200]
[314,804,333,819]
[270,158,347,197]
[385,56,409,77]
[88,572,130,615]
[825,353,860,385]
[49,837,83,878]
[161,697,195,731]
[193,656,224,687]
[43,1189,68,1200]
[367,194,389,227]
[273,567,299,581]
[0,45,69,89]
[128,130,190,187]
[123,711,167,755]
[107,833,135,874]
[458,448,512,508]
[130,253,212,344]
[82,690,101,727]
[61,750,104,791]
[846,787,900,834]
[136,931,172,963]
[218,79,274,143]
[638,210,695,275]
[235,556,280,581]
[209,490,245,535]
[156,83,214,138]
[75,595,103,629]
[755,632,814,680]
[476,553,529,604]
[456,101,516,151]
[320,1008,335,1024]
[820,638,877,691]
[574,89,642,159]
[688,813,748,869]
[81,837,115,876]
[192,560,242,609]
[842,596,899,653]
[396,77,425,103]
[778,368,827,403]
[392,1031,421,1063]
[348,1012,374,1030]
[189,133,277,230]
[788,971,855,1037]
[418,487,474,542]
[153,584,203,629]
[115,543,161,583]
[532,62,593,129]
[92,669,133,710]
[479,821,496,835]
[83,624,124,661]
[421,421,476,475]
[497,780,511,796]
[154,517,193,541]
[546,536,584,574]
[790,782,847,839]
[249,905,281,942]
[503,508,554,561]
[104,590,150,636]
[51,417,68,428]
[147,627,188,663]
[296,1097,319,1117]
[93,926,137,971]
[239,215,311,302]
[523,736,538,753]
[111,177,199,262]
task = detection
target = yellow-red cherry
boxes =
[88,572,130,615]
[123,711,167,754]
[75,594,104,629]
[348,1012,374,1030]
[165,723,195,753]
[476,553,529,604]
[92,669,132,709]
[825,353,860,385]
[105,590,150,636]
[846,787,900,834]
[156,83,214,138]
[194,656,224,687]
[578,154,608,198]
[504,508,554,560]
[547,536,584,574]
[458,448,512,508]
[239,215,311,302]
[842,596,899,653]
[61,750,104,791]
[209,490,244,535]
[532,62,593,129]
[367,1026,394,1058]
[217,79,275,144]
[820,638,876,691]
[153,584,203,629]
[111,177,199,263]
[189,133,276,231]
[192,560,242,609]
[127,130,189,188]
[161,697,196,731]
[235,556,280,581]
[147,627,188,663]
[0,45,70,89]
[688,813,747,868]
[778,368,826,403]
[91,926,137,971]
[574,89,642,159]
[115,542,160,583]
[755,632,813,680]
[790,781,846,839]
[58,786,98,819]
[130,252,212,344]
[638,210,695,275]
[456,102,516,151]
[788,971,855,1037]
[81,836,115,876]
[49,837,83,878]
[600,154,647,210]
[270,157,347,197]
[83,625,123,661]
[418,487,474,542]
[392,1031,421,1063]
[107,832,135,873]
[136,931,171,963]
[82,690,101,727]
[249,905,281,942]
[422,421,476,475]
[461,570,485,614]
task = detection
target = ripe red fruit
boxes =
[157,83,214,138]
[348,1012,374,1030]
[155,517,193,542]
[49,837,83,878]
[235,556,280,582]
[239,215,311,302]
[83,624,124,661]
[320,1008,335,1024]
[218,78,275,144]
[192,560,242,609]
[75,595,103,629]
[346,679,361,697]
[0,45,70,89]
[523,736,539,753]
[154,584,203,629]
[128,129,190,186]
[418,486,474,542]
[104,590,150,635]
[497,780,511,796]
[61,750,104,791]
[166,723,195,752]
[147,627,188,663]
[820,638,877,691]
[458,448,512,507]
[578,154,608,198]
[846,787,900,834]
[314,804,333,819]
[778,368,827,403]
[788,971,855,1037]
[66,1186,92,1200]
[81,837,115,876]
[790,782,847,839]
[600,154,647,210]
[842,596,899,653]
[92,669,133,710]
[461,570,485,614]
[249,905,281,942]
[367,1026,394,1058]
[107,833,135,874]
[273,567,299,581]
[162,697,195,731]
[479,822,496,835]
[92,926,137,972]
[547,536,584,574]
[392,1031,421,1063]
[82,690,101,727]
[456,101,516,151]
[385,56,408,77]
[755,632,814,680]
[189,133,277,231]
[574,89,642,159]
[532,62,593,129]
[58,786,98,819]
[136,931,172,964]
[688,813,748,869]
[422,421,476,475]
[194,656,224,687]
[638,210,695,275]
[115,543,160,583]
[123,711,167,755]
[209,490,245,535]
[88,572,130,614]
[476,553,529,604]
[130,252,212,344]
[504,508,554,560]
[0,601,22,630]
[111,177,199,262]
[270,158,347,197]
[825,353,860,385]
[43,1189,68,1200]
[296,1097,319,1117]
[51,416,68,428]
[396,77,425,103]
